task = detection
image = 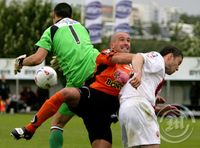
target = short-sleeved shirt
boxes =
[119,51,165,106]
[35,18,99,87]
[90,49,133,96]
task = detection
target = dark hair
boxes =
[159,46,183,58]
[54,3,72,18]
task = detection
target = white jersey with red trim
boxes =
[119,51,165,106]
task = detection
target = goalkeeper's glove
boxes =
[14,54,26,74]
[50,56,62,71]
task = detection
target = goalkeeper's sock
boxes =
[25,91,65,133]
[49,128,64,148]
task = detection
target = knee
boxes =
[59,88,80,107]
[92,139,112,148]
[60,88,78,98]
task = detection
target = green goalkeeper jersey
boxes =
[35,18,99,87]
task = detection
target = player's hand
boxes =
[129,73,141,89]
[156,105,181,117]
[156,96,166,104]
[50,56,61,71]
[14,54,26,74]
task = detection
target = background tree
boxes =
[169,23,183,41]
[179,22,200,56]
[1,0,200,58]
[149,22,160,39]
[180,13,200,24]
[72,5,81,22]
[0,0,52,58]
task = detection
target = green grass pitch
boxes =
[0,114,199,148]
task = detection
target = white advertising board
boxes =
[1,57,200,81]
[0,58,45,80]
[165,57,200,81]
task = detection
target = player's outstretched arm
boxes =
[111,53,134,64]
[22,48,48,66]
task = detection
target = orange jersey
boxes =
[90,49,133,96]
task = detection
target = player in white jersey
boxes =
[118,46,183,148]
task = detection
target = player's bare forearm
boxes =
[155,104,180,117]
[131,53,144,75]
[23,48,48,66]
[111,53,133,64]
[129,54,144,88]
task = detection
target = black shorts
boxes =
[69,86,119,144]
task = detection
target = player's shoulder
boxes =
[101,49,117,55]
[141,51,163,66]
[144,51,160,59]
[55,18,80,27]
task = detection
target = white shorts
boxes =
[119,98,160,147]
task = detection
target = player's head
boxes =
[160,46,183,75]
[52,3,72,23]
[110,32,131,53]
